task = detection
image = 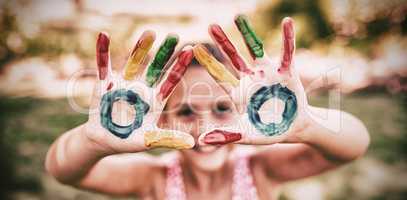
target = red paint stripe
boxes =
[278,18,295,74]
[96,32,110,80]
[210,24,253,74]
[159,49,193,100]
[106,82,113,91]
[203,129,242,145]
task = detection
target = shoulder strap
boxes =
[232,155,259,200]
[165,156,187,200]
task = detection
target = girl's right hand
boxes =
[84,31,195,153]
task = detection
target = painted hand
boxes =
[85,31,195,152]
[194,15,311,145]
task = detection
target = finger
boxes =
[209,24,253,75]
[144,34,179,87]
[123,30,155,80]
[234,14,265,60]
[199,127,286,146]
[144,129,195,149]
[157,45,193,101]
[201,129,242,145]
[193,44,239,90]
[198,111,291,146]
[278,17,295,75]
[96,32,111,82]
[91,32,112,116]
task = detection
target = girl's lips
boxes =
[203,130,242,145]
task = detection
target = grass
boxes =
[0,90,405,199]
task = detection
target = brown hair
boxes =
[180,42,226,66]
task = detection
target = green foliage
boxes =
[0,89,404,198]
[260,0,334,48]
[0,97,87,197]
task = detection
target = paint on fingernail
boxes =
[209,25,252,74]
[193,44,239,86]
[279,18,295,74]
[145,35,178,87]
[124,31,155,80]
[96,32,110,80]
[106,82,113,91]
[234,15,264,59]
[144,131,194,149]
[158,48,193,100]
[203,130,242,145]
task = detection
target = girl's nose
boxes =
[188,114,211,139]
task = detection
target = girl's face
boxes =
[160,66,237,171]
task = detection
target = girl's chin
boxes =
[193,144,220,154]
[186,145,230,171]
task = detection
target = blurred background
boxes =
[0,0,406,199]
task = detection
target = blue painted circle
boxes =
[100,89,150,139]
[247,83,297,136]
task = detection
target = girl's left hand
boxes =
[193,15,313,145]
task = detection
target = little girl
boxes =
[45,16,369,199]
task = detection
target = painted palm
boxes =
[195,15,310,145]
[86,31,195,152]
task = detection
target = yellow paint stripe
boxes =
[144,131,194,149]
[193,44,239,87]
[123,32,155,80]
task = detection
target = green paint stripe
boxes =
[235,15,264,58]
[145,35,178,86]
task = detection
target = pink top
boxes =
[165,153,259,200]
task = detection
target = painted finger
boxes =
[209,24,253,75]
[193,44,239,90]
[91,32,112,116]
[234,15,265,60]
[145,34,179,87]
[199,125,287,146]
[96,32,112,82]
[278,17,295,75]
[201,129,242,145]
[144,129,195,149]
[123,31,155,80]
[157,46,193,101]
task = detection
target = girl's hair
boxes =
[180,42,226,66]
[159,43,227,118]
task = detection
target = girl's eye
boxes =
[214,102,232,114]
[176,105,194,117]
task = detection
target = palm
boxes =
[85,31,195,152]
[194,15,310,145]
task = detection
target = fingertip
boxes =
[282,17,294,25]
[193,43,207,53]
[234,14,247,23]
[282,17,295,38]
[181,44,193,51]
[202,130,242,145]
[96,32,110,80]
[208,24,221,33]
[98,31,110,39]
[192,44,211,62]
[166,33,179,43]
[139,30,156,47]
[97,32,110,52]
[209,24,228,42]
[178,47,194,64]
[142,30,156,39]
[144,130,195,149]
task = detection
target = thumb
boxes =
[143,128,195,149]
